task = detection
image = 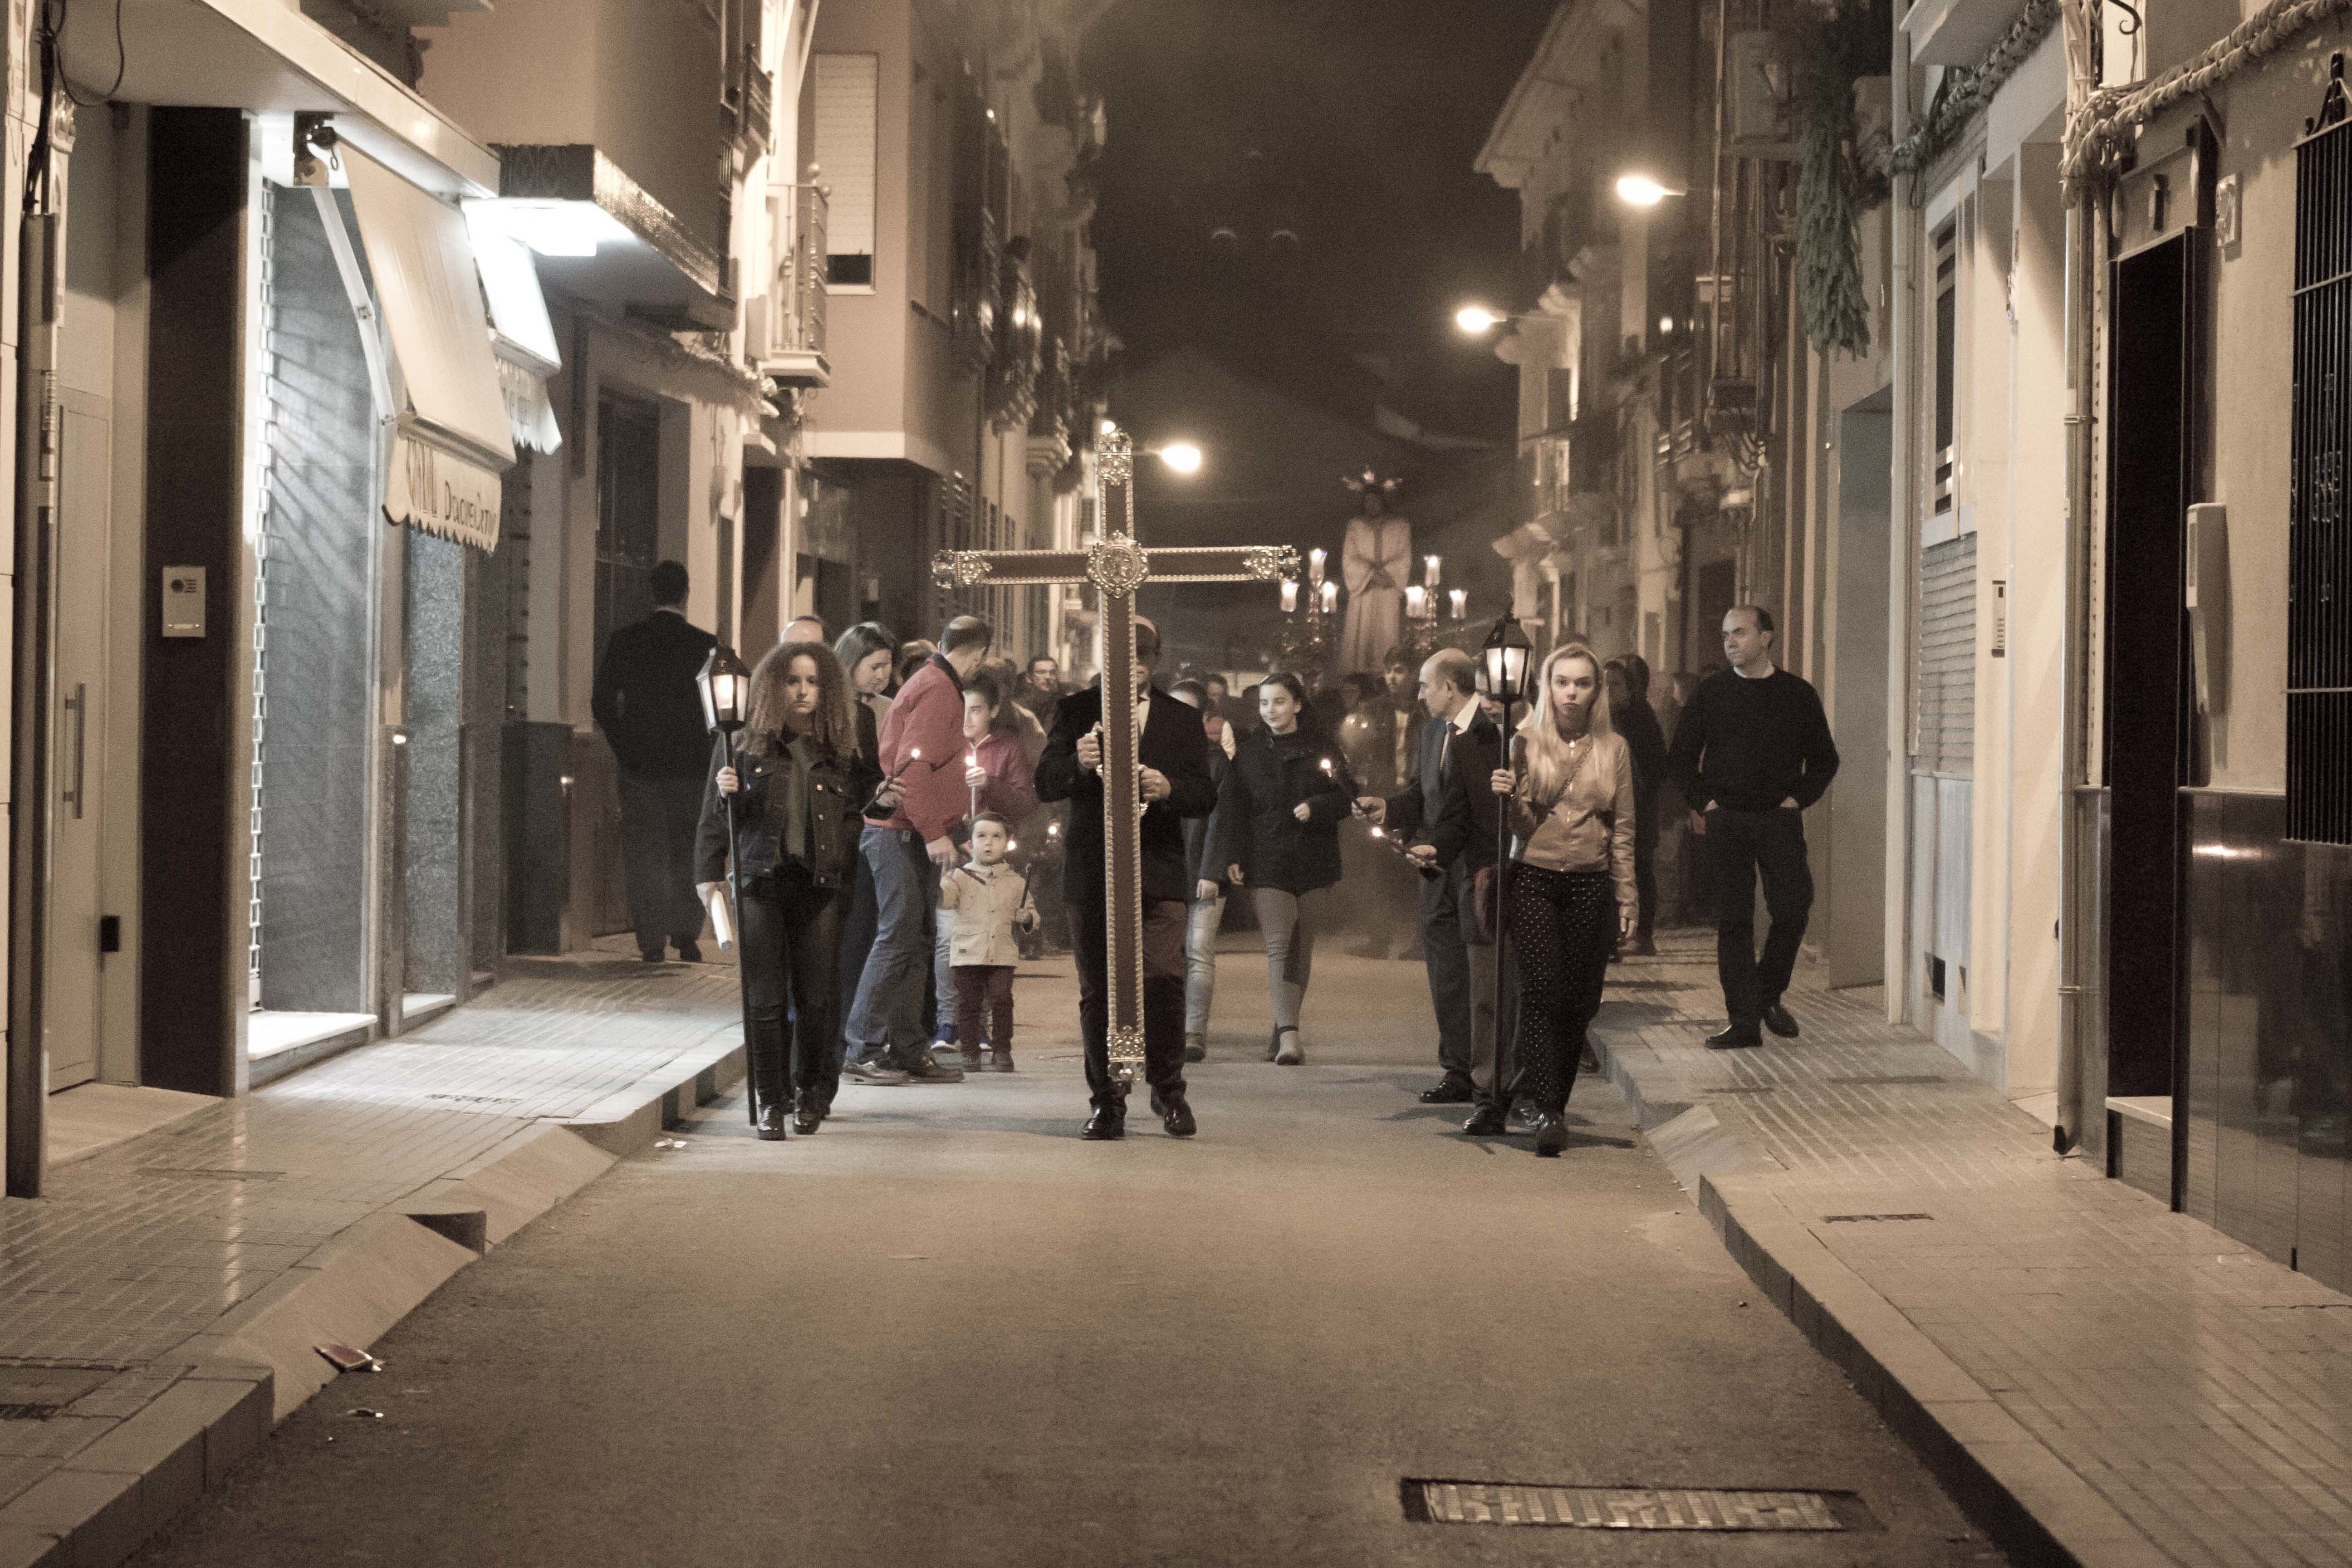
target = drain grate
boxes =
[425,1093,522,1106]
[0,1403,66,1421]
[1823,1074,1959,1087]
[1401,1480,1862,1531]
[1822,1212,1935,1224]
[140,1166,284,1181]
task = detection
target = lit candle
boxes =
[1405,585,1427,620]
[1319,580,1338,614]
[1308,548,1327,587]
[1424,554,1441,589]
[1281,579,1299,614]
[1449,588,1467,622]
[968,749,981,820]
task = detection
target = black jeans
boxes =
[1421,861,1474,1084]
[1704,807,1814,1024]
[617,771,707,956]
[1071,886,1187,1112]
[1632,789,1660,943]
[1505,864,1615,1117]
[740,872,845,1113]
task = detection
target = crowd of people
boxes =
[594,562,1838,1152]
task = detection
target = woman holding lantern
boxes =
[696,640,882,1140]
[1207,672,1356,1065]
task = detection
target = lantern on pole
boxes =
[1481,611,1534,1120]
[697,647,765,1131]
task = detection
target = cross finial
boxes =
[1099,425,1134,488]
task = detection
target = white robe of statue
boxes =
[1338,512,1412,677]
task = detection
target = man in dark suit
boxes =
[1035,617,1218,1140]
[1358,649,1505,1118]
[591,560,717,963]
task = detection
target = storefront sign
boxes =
[386,433,501,552]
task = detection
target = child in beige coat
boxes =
[939,813,1038,1071]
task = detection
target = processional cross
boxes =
[934,427,1298,1078]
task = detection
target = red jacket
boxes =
[964,729,1039,829]
[877,656,971,843]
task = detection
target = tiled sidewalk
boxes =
[1592,932,2352,1568]
[0,956,740,1537]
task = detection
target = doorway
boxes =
[47,395,114,1092]
[1824,388,1891,989]
[2104,232,2200,1145]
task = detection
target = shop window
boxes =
[1931,220,1957,518]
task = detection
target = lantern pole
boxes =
[697,647,759,1129]
[1482,612,1532,1120]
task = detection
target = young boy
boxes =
[938,813,1038,1071]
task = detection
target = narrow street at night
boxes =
[128,944,2003,1568]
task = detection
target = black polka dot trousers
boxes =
[1504,863,1616,1117]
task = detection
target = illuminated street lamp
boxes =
[1455,303,1511,335]
[1613,173,1687,207]
[1156,442,1205,475]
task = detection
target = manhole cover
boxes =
[1401,1480,1865,1532]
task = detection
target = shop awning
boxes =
[341,147,515,550]
[470,225,566,454]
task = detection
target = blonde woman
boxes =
[1488,643,1638,1156]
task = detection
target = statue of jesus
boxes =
[1338,471,1411,678]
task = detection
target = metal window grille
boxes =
[2292,94,2352,843]
[1931,221,1958,516]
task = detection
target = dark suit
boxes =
[591,609,719,957]
[1386,708,1504,1091]
[1036,683,1218,1112]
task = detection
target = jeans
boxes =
[1704,807,1814,1024]
[952,964,1016,1049]
[617,772,707,957]
[1072,887,1187,1112]
[1184,893,1225,1044]
[1251,886,1328,1032]
[845,825,937,1058]
[834,847,878,1061]
[1506,864,1615,1117]
[933,906,958,1042]
[739,873,844,1113]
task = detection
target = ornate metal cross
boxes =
[934,426,1297,1075]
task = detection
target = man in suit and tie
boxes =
[1357,648,1505,1113]
[591,560,719,964]
[1035,617,1219,1140]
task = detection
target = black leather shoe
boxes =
[1762,1002,1800,1039]
[1081,1107,1126,1141]
[902,1052,965,1082]
[755,1103,789,1141]
[676,941,703,963]
[793,1104,821,1135]
[1160,1093,1196,1137]
[1531,1114,1568,1156]
[1461,1104,1509,1136]
[1419,1078,1474,1104]
[1705,1023,1764,1051]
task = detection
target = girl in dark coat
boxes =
[1210,671,1354,1065]
[697,641,882,1140]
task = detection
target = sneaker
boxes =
[988,1048,1014,1073]
[902,1052,965,1083]
[959,1043,985,1070]
[1184,1038,1207,1063]
[1274,1029,1304,1066]
[843,1057,910,1086]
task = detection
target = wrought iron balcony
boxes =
[990,252,1042,432]
[751,183,829,387]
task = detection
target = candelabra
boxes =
[1273,547,1339,686]
[1399,556,1471,665]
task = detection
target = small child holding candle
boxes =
[939,814,1038,1071]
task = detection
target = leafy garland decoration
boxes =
[1886,0,2064,176]
[1793,3,1891,357]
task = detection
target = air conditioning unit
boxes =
[743,294,773,363]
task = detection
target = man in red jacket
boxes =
[845,615,995,1082]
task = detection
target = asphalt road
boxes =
[136,942,2009,1567]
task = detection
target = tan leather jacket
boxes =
[1505,729,1639,922]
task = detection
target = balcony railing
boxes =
[754,183,829,387]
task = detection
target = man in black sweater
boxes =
[591,561,718,963]
[1667,606,1839,1049]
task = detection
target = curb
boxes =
[1588,1023,2171,1568]
[0,1037,745,1567]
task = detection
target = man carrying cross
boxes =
[1036,617,1217,1139]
